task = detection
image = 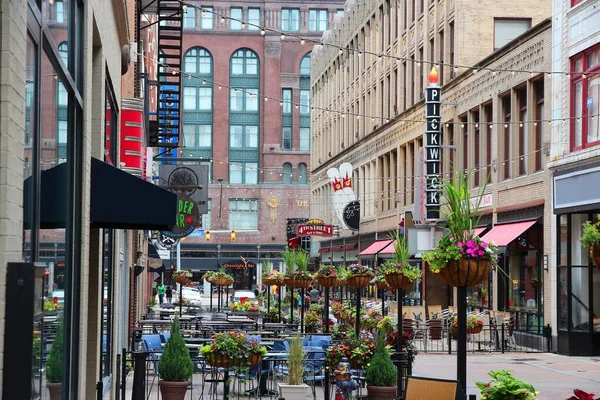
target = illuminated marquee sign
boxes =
[424,67,441,221]
[222,260,256,269]
[297,219,333,237]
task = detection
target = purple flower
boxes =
[457,242,464,248]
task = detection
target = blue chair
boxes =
[160,333,171,343]
[142,334,163,375]
[304,348,326,399]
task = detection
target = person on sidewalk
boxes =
[157,283,165,305]
[165,285,173,304]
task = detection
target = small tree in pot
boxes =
[158,317,194,399]
[46,322,63,400]
[365,330,397,400]
[277,335,309,400]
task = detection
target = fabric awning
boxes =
[342,243,357,251]
[318,247,331,253]
[480,220,537,246]
[330,246,342,252]
[147,242,166,273]
[474,227,486,237]
[358,240,393,257]
[379,240,397,256]
[24,157,176,230]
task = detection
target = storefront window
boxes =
[507,249,539,310]
[571,267,590,331]
[558,266,568,330]
[467,278,491,310]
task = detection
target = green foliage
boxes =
[443,172,485,240]
[380,259,422,281]
[148,296,157,307]
[287,335,305,385]
[282,249,297,274]
[295,250,310,272]
[261,257,273,278]
[365,331,397,387]
[388,230,411,265]
[46,322,63,383]
[581,217,600,248]
[158,317,194,381]
[422,235,463,272]
[475,370,538,399]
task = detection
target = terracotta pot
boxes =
[468,325,483,334]
[590,244,600,271]
[436,257,491,288]
[347,274,371,288]
[384,272,413,290]
[247,353,263,367]
[367,385,397,400]
[47,382,62,400]
[159,380,189,400]
[316,276,337,287]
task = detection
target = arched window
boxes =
[299,53,312,150]
[231,49,259,76]
[297,163,307,184]
[300,53,311,76]
[283,163,293,184]
[58,42,68,66]
[184,47,212,75]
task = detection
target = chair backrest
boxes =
[405,376,460,400]
[411,306,426,323]
[427,305,442,319]
[143,334,163,351]
[428,319,444,340]
[271,340,288,352]
[160,333,171,343]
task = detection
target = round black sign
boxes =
[343,200,360,231]
[161,194,200,239]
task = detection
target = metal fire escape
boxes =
[142,0,184,149]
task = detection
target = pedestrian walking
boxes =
[165,285,173,304]
[310,286,320,303]
[157,282,165,305]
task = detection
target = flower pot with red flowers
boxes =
[158,318,194,400]
[346,264,374,288]
[422,174,498,288]
[341,330,376,368]
[326,344,351,369]
[314,265,338,287]
[200,331,267,370]
[467,315,484,334]
[173,270,192,286]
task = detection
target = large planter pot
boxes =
[47,382,62,400]
[159,381,189,400]
[347,274,372,288]
[316,276,337,287]
[367,385,397,400]
[590,244,600,271]
[436,257,491,288]
[384,272,413,290]
[278,383,310,400]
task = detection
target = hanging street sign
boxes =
[424,67,441,221]
[161,194,200,239]
[297,221,333,237]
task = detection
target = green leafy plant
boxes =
[282,249,297,274]
[158,317,194,381]
[261,258,273,279]
[475,369,538,399]
[581,216,600,248]
[315,264,338,277]
[46,321,63,383]
[379,259,422,281]
[365,330,397,387]
[148,296,157,308]
[199,331,267,366]
[295,250,310,272]
[287,335,305,385]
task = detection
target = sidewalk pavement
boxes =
[412,352,600,399]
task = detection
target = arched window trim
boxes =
[230,48,260,76]
[297,163,308,184]
[300,53,311,76]
[183,47,213,75]
[283,163,293,184]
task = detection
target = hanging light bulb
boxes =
[301,39,305,45]
[241,22,246,28]
[260,28,265,35]
[280,33,285,40]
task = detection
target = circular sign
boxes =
[168,167,199,198]
[161,194,200,239]
[157,233,179,248]
[343,200,361,231]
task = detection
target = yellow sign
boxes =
[306,219,324,225]
[267,196,280,223]
[296,200,309,207]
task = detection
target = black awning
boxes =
[148,242,161,258]
[24,157,176,230]
[147,242,166,273]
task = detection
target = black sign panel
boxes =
[425,85,442,221]
[343,200,360,231]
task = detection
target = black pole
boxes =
[355,286,361,337]
[226,286,229,308]
[324,287,330,333]
[179,283,183,317]
[381,288,385,316]
[131,351,146,400]
[457,287,467,400]
[397,288,404,399]
[210,282,213,311]
[278,286,282,323]
[265,284,270,328]
[300,287,305,334]
[290,287,294,327]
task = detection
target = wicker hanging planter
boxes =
[590,244,600,271]
[205,354,235,368]
[348,357,363,370]
[262,278,277,286]
[173,276,189,285]
[435,257,491,288]
[375,281,389,290]
[289,277,313,288]
[336,279,347,287]
[347,274,372,288]
[316,276,337,287]
[468,325,483,334]
[247,353,263,367]
[384,272,413,290]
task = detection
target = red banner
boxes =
[297,224,333,237]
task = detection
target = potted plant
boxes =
[365,330,397,400]
[230,300,260,313]
[581,216,600,270]
[46,322,63,400]
[381,231,422,289]
[314,264,338,287]
[246,338,268,367]
[346,263,374,288]
[372,274,390,290]
[376,316,395,334]
[200,331,247,368]
[343,330,376,369]
[467,315,484,334]
[158,317,194,399]
[422,174,498,288]
[326,343,352,369]
[277,335,309,400]
[385,329,418,365]
[475,369,539,399]
[173,270,192,285]
[304,310,322,333]
[286,249,312,288]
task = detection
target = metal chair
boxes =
[405,376,463,400]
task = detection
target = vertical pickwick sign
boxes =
[424,67,441,221]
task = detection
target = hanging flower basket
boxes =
[384,272,413,290]
[316,276,337,287]
[289,278,313,288]
[435,257,491,288]
[349,357,363,370]
[375,281,390,290]
[205,354,235,368]
[247,353,263,367]
[262,278,277,286]
[590,244,600,272]
[468,326,483,335]
[336,279,346,287]
[347,274,371,289]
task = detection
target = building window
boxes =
[336,9,344,15]
[183,124,212,148]
[571,44,600,150]
[201,7,214,29]
[248,8,260,30]
[183,87,197,110]
[229,199,259,230]
[58,41,68,66]
[309,9,328,32]
[283,163,292,184]
[229,125,258,148]
[299,127,310,151]
[502,94,512,180]
[494,19,531,50]
[517,87,527,176]
[229,88,258,111]
[184,7,196,29]
[298,163,307,184]
[58,120,67,159]
[300,54,311,76]
[282,127,292,150]
[282,89,292,114]
[230,7,242,30]
[230,162,258,184]
[534,80,544,172]
[55,0,64,23]
[184,48,212,74]
[202,199,212,229]
[281,8,300,31]
[299,90,310,114]
[231,49,259,75]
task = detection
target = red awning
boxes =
[379,240,397,255]
[358,240,393,257]
[480,220,537,246]
[474,227,486,237]
[330,246,342,252]
[342,243,357,251]
[318,247,330,253]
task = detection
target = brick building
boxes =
[310,0,553,348]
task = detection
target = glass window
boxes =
[298,163,307,184]
[183,125,197,147]
[571,267,590,331]
[184,50,197,73]
[230,7,242,30]
[198,87,212,110]
[299,127,310,151]
[184,48,212,74]
[300,54,311,76]
[299,90,310,114]
[494,19,531,50]
[282,89,292,114]
[571,214,590,266]
[201,7,214,29]
[230,49,259,76]
[198,125,212,147]
[230,162,243,183]
[282,127,292,150]
[56,0,64,23]
[281,8,300,31]
[309,9,328,32]
[336,9,344,15]
[183,125,212,148]
[248,8,260,30]
[183,87,197,110]
[283,163,293,184]
[58,42,68,66]
[202,199,212,229]
[229,199,259,230]
[246,125,258,147]
[571,45,600,150]
[230,89,244,111]
[58,120,68,160]
[184,7,196,28]
[246,89,258,111]
[58,82,68,106]
[230,125,243,147]
[245,162,258,184]
[230,163,258,184]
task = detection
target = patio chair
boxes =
[304,348,326,399]
[427,319,445,351]
[159,332,171,343]
[427,305,442,320]
[405,376,463,400]
[142,334,163,375]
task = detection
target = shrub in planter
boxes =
[46,322,63,400]
[365,330,397,400]
[158,318,194,399]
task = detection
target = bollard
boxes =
[131,351,147,400]
[501,323,505,354]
